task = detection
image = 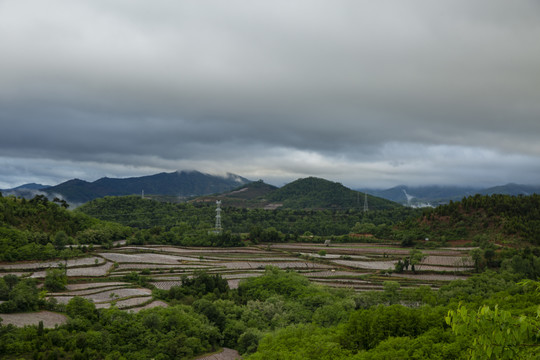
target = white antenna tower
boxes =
[215,200,222,233]
[141,190,144,199]
[363,192,369,212]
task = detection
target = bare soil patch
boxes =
[50,288,152,304]
[30,262,114,278]
[0,311,67,328]
[0,257,104,271]
[66,282,128,291]
[390,273,467,281]
[128,300,169,313]
[331,259,397,270]
[95,296,152,309]
[221,261,330,270]
[99,252,197,264]
[195,348,242,360]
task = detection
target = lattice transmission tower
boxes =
[215,200,222,233]
[363,193,369,212]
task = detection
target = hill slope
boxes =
[43,170,250,204]
[399,194,540,246]
[0,194,131,261]
[267,177,400,210]
[191,180,279,208]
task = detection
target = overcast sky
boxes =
[1,0,540,189]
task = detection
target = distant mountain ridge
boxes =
[3,173,539,209]
[363,184,540,207]
[16,171,251,204]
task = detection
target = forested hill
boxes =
[0,193,131,261]
[190,180,279,208]
[267,177,400,210]
[42,170,250,204]
[405,194,540,245]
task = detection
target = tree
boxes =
[409,249,425,273]
[446,304,540,359]
[53,231,69,250]
[470,248,485,272]
[44,268,67,291]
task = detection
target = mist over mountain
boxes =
[3,169,539,209]
[363,184,540,207]
[6,171,251,204]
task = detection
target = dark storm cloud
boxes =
[1,0,540,188]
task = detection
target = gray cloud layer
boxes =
[1,0,540,188]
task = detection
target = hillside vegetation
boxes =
[402,194,540,246]
[76,195,418,241]
[0,193,131,261]
[191,180,278,208]
[192,178,399,210]
[42,171,250,204]
[267,177,399,210]
[1,192,540,359]
[1,268,539,359]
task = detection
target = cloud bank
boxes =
[1,0,539,188]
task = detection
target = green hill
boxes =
[267,177,400,210]
[0,194,131,261]
[400,194,540,246]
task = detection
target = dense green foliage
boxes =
[0,276,40,313]
[1,268,539,359]
[0,195,132,261]
[404,194,540,245]
[77,196,419,240]
[2,193,540,359]
[266,177,399,210]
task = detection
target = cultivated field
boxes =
[1,242,474,325]
[0,311,67,328]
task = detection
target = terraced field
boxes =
[0,242,474,321]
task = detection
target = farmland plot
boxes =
[331,259,397,270]
[99,252,198,264]
[66,282,129,291]
[3,242,476,322]
[0,311,67,328]
[48,285,130,297]
[414,264,473,272]
[221,261,331,270]
[0,257,104,271]
[31,262,114,278]
[391,273,468,281]
[49,288,153,307]
[128,300,169,313]
[302,270,367,278]
[114,263,213,271]
[421,255,473,267]
[151,281,183,290]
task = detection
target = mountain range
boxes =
[1,171,250,204]
[2,170,539,208]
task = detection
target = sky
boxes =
[1,0,540,189]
